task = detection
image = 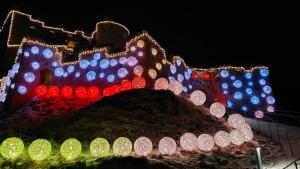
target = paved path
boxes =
[246,118,300,169]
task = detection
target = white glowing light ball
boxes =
[134,65,144,76]
[255,110,264,118]
[134,137,153,156]
[168,80,183,95]
[238,124,253,142]
[228,113,246,129]
[210,102,226,118]
[197,134,214,152]
[190,90,206,106]
[90,138,110,157]
[214,131,231,148]
[230,129,245,145]
[180,133,197,151]
[148,69,157,79]
[113,137,132,156]
[158,137,177,155]
[154,78,169,90]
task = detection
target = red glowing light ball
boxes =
[120,80,133,91]
[202,72,211,80]
[88,86,100,98]
[192,71,200,80]
[132,76,146,89]
[103,87,112,97]
[61,86,73,98]
[111,84,121,94]
[75,86,87,98]
[48,86,59,97]
[35,85,48,96]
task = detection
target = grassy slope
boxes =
[0,89,285,169]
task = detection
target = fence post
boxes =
[255,147,263,169]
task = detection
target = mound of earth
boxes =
[0,89,285,169]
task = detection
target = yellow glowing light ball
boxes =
[137,40,145,48]
[156,63,162,70]
[214,131,231,148]
[180,132,197,151]
[210,102,226,118]
[113,137,132,156]
[151,48,158,56]
[168,80,183,95]
[0,137,24,159]
[228,113,246,129]
[60,138,82,160]
[28,139,52,161]
[154,78,169,90]
[230,129,245,146]
[158,137,177,155]
[90,137,110,157]
[190,90,206,106]
[148,69,157,79]
[197,134,214,152]
[134,137,153,156]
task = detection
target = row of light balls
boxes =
[0,116,252,161]
[34,76,145,98]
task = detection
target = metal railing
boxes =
[283,157,300,169]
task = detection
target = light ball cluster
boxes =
[60,138,82,160]
[113,137,132,156]
[190,90,206,106]
[197,134,214,151]
[210,102,226,118]
[214,131,230,148]
[28,139,52,161]
[168,80,183,95]
[90,138,110,157]
[0,137,24,159]
[158,137,177,155]
[154,78,169,90]
[180,133,197,151]
[134,137,153,156]
[228,113,245,129]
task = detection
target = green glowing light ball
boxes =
[28,139,52,161]
[0,137,24,159]
[90,137,110,157]
[60,138,82,160]
[113,137,132,156]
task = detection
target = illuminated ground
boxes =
[0,89,285,169]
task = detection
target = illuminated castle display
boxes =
[0,11,282,166]
[0,11,275,119]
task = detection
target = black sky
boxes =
[0,1,298,120]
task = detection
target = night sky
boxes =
[0,2,298,123]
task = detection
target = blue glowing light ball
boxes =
[233,92,243,100]
[250,96,260,105]
[43,48,53,58]
[233,80,243,88]
[80,59,89,69]
[220,70,229,78]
